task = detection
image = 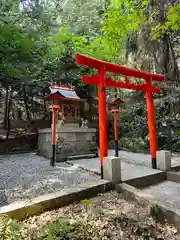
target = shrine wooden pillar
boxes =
[98,68,108,179]
[146,78,157,169]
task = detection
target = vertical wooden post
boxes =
[146,78,157,169]
[114,111,119,157]
[50,107,57,167]
[98,68,108,179]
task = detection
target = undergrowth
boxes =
[0,214,21,240]
[41,218,100,240]
[0,212,100,240]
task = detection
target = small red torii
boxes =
[76,53,164,179]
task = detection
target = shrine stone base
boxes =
[38,128,98,162]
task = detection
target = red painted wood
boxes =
[76,54,164,82]
[82,75,160,94]
[51,109,57,145]
[106,78,160,94]
[146,78,157,161]
[49,105,60,145]
[98,68,108,167]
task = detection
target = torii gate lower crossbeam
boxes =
[76,54,164,179]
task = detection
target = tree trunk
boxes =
[114,88,118,98]
[167,35,180,82]
[23,85,30,119]
[4,85,9,130]
[88,85,96,122]
[162,34,169,75]
[88,97,93,122]
[6,88,13,140]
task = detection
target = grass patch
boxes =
[41,218,100,240]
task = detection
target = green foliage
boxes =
[46,26,88,60]
[81,199,94,210]
[167,4,180,31]
[152,4,180,39]
[0,0,52,83]
[0,214,100,240]
[81,199,92,206]
[0,214,21,240]
[58,0,105,36]
[41,218,100,240]
[101,0,146,58]
[106,0,180,38]
[110,137,148,152]
[100,0,180,62]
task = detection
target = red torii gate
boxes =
[76,53,164,179]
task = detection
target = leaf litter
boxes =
[21,191,180,239]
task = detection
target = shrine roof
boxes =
[52,89,80,99]
[46,84,83,101]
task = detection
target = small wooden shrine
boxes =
[45,84,85,126]
[38,84,98,162]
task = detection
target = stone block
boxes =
[85,133,94,141]
[38,128,97,161]
[157,150,171,171]
[75,133,86,141]
[103,157,121,183]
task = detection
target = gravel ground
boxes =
[0,153,100,207]
[1,150,180,208]
[20,191,180,239]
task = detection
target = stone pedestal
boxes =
[157,150,171,171]
[38,127,97,162]
[103,157,121,183]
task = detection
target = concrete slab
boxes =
[142,181,180,210]
[0,180,113,220]
[67,157,165,188]
[107,149,180,168]
[167,171,180,183]
[140,181,180,229]
[108,149,151,167]
[116,182,180,229]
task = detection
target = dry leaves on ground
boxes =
[21,191,179,240]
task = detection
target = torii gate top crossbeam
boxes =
[76,54,164,82]
[82,75,160,94]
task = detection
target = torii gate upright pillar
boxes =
[146,78,157,169]
[98,68,108,179]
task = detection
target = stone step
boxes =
[142,181,180,212]
[67,153,98,161]
[117,180,180,229]
[167,171,180,183]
